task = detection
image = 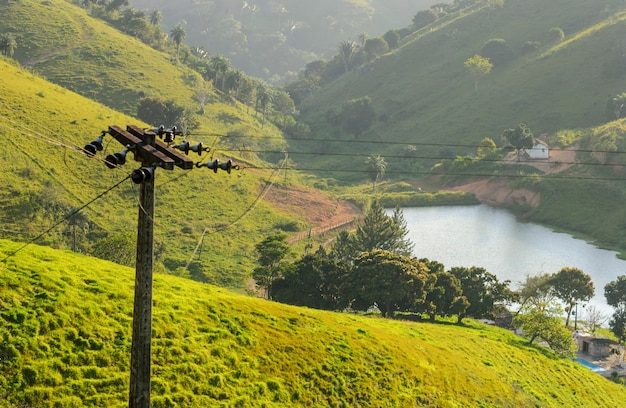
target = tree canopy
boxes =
[502,123,534,160]
[464,55,492,91]
[549,267,594,327]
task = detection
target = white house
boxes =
[525,140,550,160]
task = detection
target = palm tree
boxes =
[337,40,357,73]
[65,208,90,252]
[169,23,186,59]
[209,54,231,91]
[149,9,163,27]
[365,154,387,192]
[0,33,17,58]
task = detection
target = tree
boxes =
[514,304,576,357]
[337,40,357,73]
[170,23,187,59]
[502,123,534,161]
[362,37,389,62]
[605,275,626,342]
[272,247,349,310]
[610,93,626,119]
[252,233,291,299]
[423,272,469,321]
[464,55,492,91]
[480,38,514,67]
[450,266,512,324]
[348,250,430,318]
[412,9,438,30]
[0,32,17,58]
[352,201,414,257]
[209,54,231,91]
[92,232,135,267]
[383,30,400,50]
[582,306,608,335]
[149,9,163,27]
[477,137,497,158]
[516,273,555,313]
[339,96,375,138]
[65,208,90,252]
[365,154,387,192]
[549,267,594,327]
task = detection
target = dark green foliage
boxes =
[549,267,594,327]
[253,233,291,299]
[480,38,515,67]
[382,30,400,50]
[450,266,513,324]
[348,250,430,318]
[338,96,375,138]
[502,123,534,160]
[412,9,438,30]
[352,201,414,257]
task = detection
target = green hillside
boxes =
[129,0,439,82]
[2,239,625,407]
[288,0,626,256]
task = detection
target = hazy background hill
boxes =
[2,239,626,407]
[129,0,439,82]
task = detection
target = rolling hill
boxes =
[129,0,440,83]
[2,239,626,407]
[0,0,352,289]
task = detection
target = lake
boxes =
[396,205,626,319]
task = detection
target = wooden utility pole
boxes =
[85,125,238,407]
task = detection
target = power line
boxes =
[0,174,131,265]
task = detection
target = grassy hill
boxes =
[129,0,439,82]
[2,239,626,407]
[0,0,368,289]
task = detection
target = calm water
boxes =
[397,205,626,317]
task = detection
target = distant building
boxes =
[525,140,550,160]
[574,331,619,359]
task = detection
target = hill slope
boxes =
[130,0,440,82]
[2,239,626,407]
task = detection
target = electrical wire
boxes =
[0,174,131,266]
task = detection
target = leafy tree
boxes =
[365,154,387,192]
[352,201,414,257]
[412,9,438,30]
[329,230,358,264]
[450,266,512,324]
[362,37,389,62]
[337,40,358,73]
[423,272,469,321]
[272,247,349,310]
[516,273,554,313]
[608,306,626,344]
[502,123,534,161]
[0,32,17,57]
[480,38,514,67]
[605,275,626,341]
[348,250,430,318]
[610,93,626,119]
[339,96,375,138]
[383,30,401,50]
[477,137,497,158]
[514,304,576,356]
[209,54,231,91]
[170,23,187,59]
[464,55,492,91]
[252,233,291,299]
[549,267,594,327]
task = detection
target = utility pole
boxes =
[84,125,238,408]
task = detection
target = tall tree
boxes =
[209,54,231,90]
[450,266,512,324]
[516,273,554,313]
[464,55,492,91]
[170,23,187,59]
[365,154,387,192]
[149,9,163,26]
[605,275,626,342]
[352,201,414,257]
[502,123,534,161]
[0,32,17,58]
[252,233,291,299]
[337,40,357,73]
[513,303,575,356]
[423,272,468,322]
[549,267,594,327]
[348,250,429,318]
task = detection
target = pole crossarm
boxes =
[127,125,195,170]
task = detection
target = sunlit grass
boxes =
[1,239,626,407]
